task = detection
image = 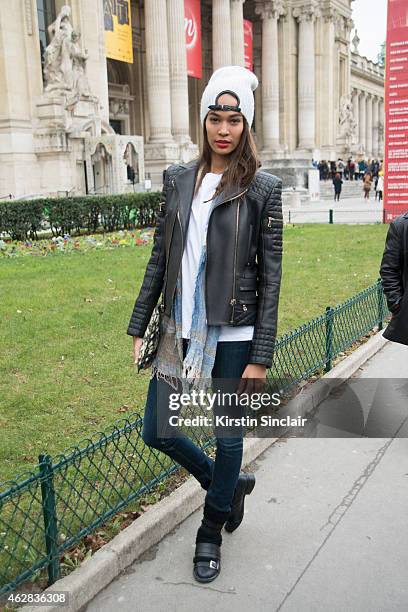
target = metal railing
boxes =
[0,279,390,595]
[284,207,384,225]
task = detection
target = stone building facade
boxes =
[0,0,385,198]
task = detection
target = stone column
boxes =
[319,7,337,155]
[359,91,366,154]
[372,96,379,159]
[231,0,245,67]
[280,3,297,153]
[213,0,232,69]
[255,1,286,153]
[378,98,384,157]
[352,89,359,147]
[365,94,373,159]
[144,0,174,143]
[293,2,321,151]
[167,0,192,144]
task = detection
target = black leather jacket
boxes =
[380,212,408,345]
[127,159,283,367]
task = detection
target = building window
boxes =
[37,0,56,79]
[110,119,123,134]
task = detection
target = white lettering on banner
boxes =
[185,16,197,49]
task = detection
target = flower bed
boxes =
[0,229,155,258]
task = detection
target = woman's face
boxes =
[205,93,244,157]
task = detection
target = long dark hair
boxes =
[194,115,261,197]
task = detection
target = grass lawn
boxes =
[0,224,388,484]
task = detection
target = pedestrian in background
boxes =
[333,172,343,202]
[376,173,384,202]
[358,159,366,180]
[349,158,356,181]
[363,171,372,199]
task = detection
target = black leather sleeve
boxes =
[379,221,403,313]
[248,178,283,367]
[126,168,170,337]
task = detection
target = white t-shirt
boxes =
[181,172,254,342]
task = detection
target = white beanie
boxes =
[200,65,259,128]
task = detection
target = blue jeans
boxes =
[142,339,252,513]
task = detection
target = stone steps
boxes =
[318,179,368,199]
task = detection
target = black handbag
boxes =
[136,299,164,372]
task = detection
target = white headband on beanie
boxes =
[200,65,259,128]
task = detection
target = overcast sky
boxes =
[352,0,387,62]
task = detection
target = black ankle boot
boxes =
[193,504,229,583]
[196,515,223,546]
[224,472,256,533]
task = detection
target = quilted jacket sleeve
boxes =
[379,220,404,314]
[126,168,170,337]
[248,177,283,368]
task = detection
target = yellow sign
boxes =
[104,0,133,64]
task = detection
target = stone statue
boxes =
[43,5,74,92]
[70,31,91,97]
[339,95,357,147]
[352,29,360,54]
[43,5,91,102]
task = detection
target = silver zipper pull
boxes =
[242,304,247,311]
[230,298,236,305]
[267,216,273,228]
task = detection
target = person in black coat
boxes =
[332,172,343,202]
[379,213,408,345]
[129,65,283,584]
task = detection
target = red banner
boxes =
[244,20,253,72]
[184,0,202,79]
[384,0,408,221]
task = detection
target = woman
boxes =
[127,66,283,583]
[376,173,384,202]
[363,171,372,199]
[333,172,343,202]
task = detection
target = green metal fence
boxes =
[0,279,390,595]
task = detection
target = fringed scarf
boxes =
[150,228,221,396]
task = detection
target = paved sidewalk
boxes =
[284,197,383,224]
[86,341,408,612]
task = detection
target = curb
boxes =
[20,330,388,612]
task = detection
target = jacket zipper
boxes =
[168,178,183,308]
[216,188,248,208]
[163,208,177,299]
[229,198,242,323]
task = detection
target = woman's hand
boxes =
[132,336,144,365]
[236,364,267,396]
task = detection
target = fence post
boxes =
[39,454,61,585]
[288,210,291,224]
[325,306,334,372]
[329,209,333,224]
[377,278,385,330]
